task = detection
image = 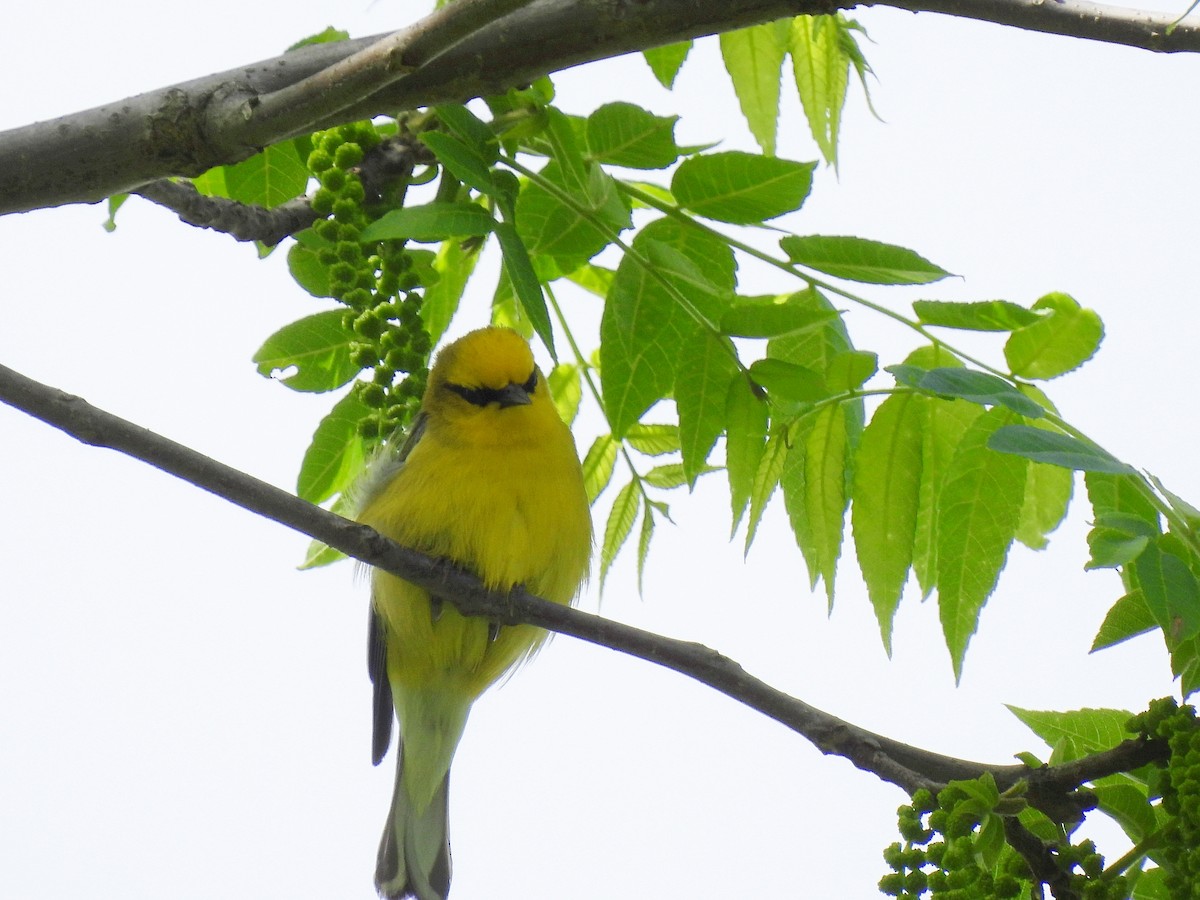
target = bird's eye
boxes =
[522,370,538,395]
[445,383,490,406]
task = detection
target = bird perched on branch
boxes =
[356,326,592,900]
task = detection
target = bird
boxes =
[355,326,592,900]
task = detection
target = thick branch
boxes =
[0,360,1169,805]
[132,180,319,244]
[3,0,1198,215]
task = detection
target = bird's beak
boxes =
[496,383,533,408]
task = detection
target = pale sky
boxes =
[2,3,1198,898]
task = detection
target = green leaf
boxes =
[600,480,641,589]
[804,404,851,606]
[360,202,495,242]
[890,366,1045,419]
[515,159,631,265]
[726,375,769,532]
[721,293,839,338]
[1004,292,1104,380]
[1132,538,1200,645]
[987,426,1132,474]
[790,15,849,166]
[827,350,878,391]
[852,391,924,652]
[748,358,827,402]
[720,20,790,156]
[766,287,852,376]
[102,193,128,232]
[1087,527,1151,570]
[643,463,698,489]
[297,389,371,504]
[902,346,978,597]
[1086,472,1160,533]
[221,139,310,207]
[545,364,580,427]
[288,26,350,49]
[420,130,497,195]
[937,409,1028,680]
[585,102,680,169]
[745,429,789,551]
[625,423,681,456]
[434,104,498,158]
[782,421,819,590]
[600,236,727,436]
[636,501,657,594]
[913,299,1041,332]
[675,330,739,486]
[582,434,619,503]
[1015,455,1074,551]
[780,235,951,285]
[287,241,335,299]
[1131,868,1170,900]
[672,151,815,224]
[565,263,615,298]
[643,41,692,88]
[1092,591,1156,651]
[421,239,480,345]
[494,221,554,358]
[635,215,738,294]
[253,309,359,392]
[1007,706,1133,761]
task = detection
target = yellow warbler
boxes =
[356,326,592,900]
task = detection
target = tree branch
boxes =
[0,360,1169,808]
[131,180,319,245]
[3,0,1197,215]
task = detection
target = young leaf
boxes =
[766,287,852,375]
[672,151,816,224]
[804,403,851,607]
[582,434,619,503]
[585,102,680,169]
[548,362,582,425]
[1015,456,1074,551]
[890,366,1045,419]
[852,391,924,652]
[1004,292,1104,380]
[636,501,657,594]
[726,375,769,532]
[1132,538,1200,645]
[827,350,878,391]
[433,104,498,159]
[637,215,738,294]
[781,419,819,590]
[780,235,951,285]
[253,310,359,392]
[515,159,631,265]
[790,15,849,166]
[675,330,739,485]
[296,388,372,504]
[902,346,977,597]
[936,408,1029,680]
[600,480,641,589]
[288,242,335,299]
[360,202,495,242]
[422,239,480,345]
[748,358,827,402]
[1007,706,1134,760]
[600,237,725,436]
[745,429,789,552]
[913,299,1040,332]
[1086,472,1160,532]
[987,426,1132,474]
[643,40,692,88]
[222,140,310,207]
[299,491,356,570]
[494,221,555,359]
[721,293,839,338]
[624,423,681,456]
[420,130,497,195]
[1086,526,1150,570]
[720,20,790,156]
[1091,590,1156,652]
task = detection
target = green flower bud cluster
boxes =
[880,786,1029,899]
[1130,699,1200,897]
[306,122,431,440]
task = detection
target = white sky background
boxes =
[2,2,1199,898]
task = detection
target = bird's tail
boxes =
[375,749,453,900]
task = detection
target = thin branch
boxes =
[3,0,1199,215]
[0,360,1169,806]
[132,180,319,245]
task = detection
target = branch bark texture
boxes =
[2,0,1198,215]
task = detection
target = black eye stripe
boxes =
[445,368,537,407]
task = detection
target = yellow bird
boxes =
[355,326,592,900]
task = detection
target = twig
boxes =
[0,360,1170,806]
[132,180,319,245]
